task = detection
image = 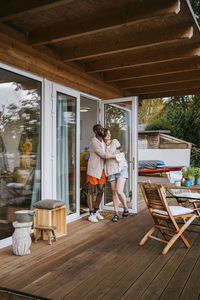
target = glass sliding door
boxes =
[0,68,41,239]
[80,96,98,214]
[56,88,77,217]
[102,97,138,213]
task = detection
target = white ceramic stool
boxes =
[12,221,32,256]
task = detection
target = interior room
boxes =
[79,96,98,214]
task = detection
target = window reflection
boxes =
[56,92,76,215]
[0,68,41,239]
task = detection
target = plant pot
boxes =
[195,177,200,185]
[184,179,191,187]
[14,210,35,223]
[189,178,195,186]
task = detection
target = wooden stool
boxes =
[35,225,56,245]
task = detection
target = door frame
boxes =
[52,83,80,222]
[101,96,138,214]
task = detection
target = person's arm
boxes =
[117,146,124,153]
[105,154,116,159]
[91,139,113,159]
[115,152,125,162]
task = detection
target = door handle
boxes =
[128,157,135,170]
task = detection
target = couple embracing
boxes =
[87,124,129,223]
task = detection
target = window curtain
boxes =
[56,96,69,213]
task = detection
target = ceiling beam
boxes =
[29,0,180,46]
[103,56,200,82]
[84,43,200,73]
[140,89,200,99]
[127,79,200,95]
[117,69,200,89]
[0,0,74,22]
[0,32,123,99]
[61,23,193,62]
[0,23,28,44]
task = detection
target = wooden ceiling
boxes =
[1,0,200,99]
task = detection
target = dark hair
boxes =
[104,128,109,136]
[93,124,101,133]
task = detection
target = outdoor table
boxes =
[162,183,200,191]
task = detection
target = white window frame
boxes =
[0,62,43,248]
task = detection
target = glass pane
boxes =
[104,102,132,209]
[80,96,98,214]
[56,92,76,215]
[0,68,41,240]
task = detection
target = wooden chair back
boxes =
[140,181,170,218]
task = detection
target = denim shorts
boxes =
[108,167,128,182]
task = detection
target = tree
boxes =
[146,95,200,147]
[138,98,164,124]
[0,82,40,152]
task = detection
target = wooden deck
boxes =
[0,208,199,300]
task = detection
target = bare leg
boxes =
[116,177,127,208]
[94,184,104,209]
[110,180,120,212]
[87,183,95,211]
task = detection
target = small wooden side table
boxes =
[35,225,56,245]
[33,206,67,241]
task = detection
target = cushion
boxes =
[7,183,25,190]
[153,205,194,217]
[32,199,64,209]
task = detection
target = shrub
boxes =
[145,118,172,131]
[195,168,200,178]
[190,147,200,168]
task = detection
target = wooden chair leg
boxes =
[48,230,52,245]
[162,215,196,255]
[139,226,157,246]
[193,202,200,217]
[35,229,41,243]
[52,229,56,242]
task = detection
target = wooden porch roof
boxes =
[0,0,200,99]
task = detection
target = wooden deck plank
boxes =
[127,233,198,300]
[0,219,93,272]
[46,214,153,299]
[80,245,159,300]
[0,214,141,291]
[0,224,112,288]
[104,247,178,300]
[158,227,200,300]
[0,217,113,284]
[0,208,199,300]
[179,251,200,300]
[100,225,197,300]
[23,213,149,298]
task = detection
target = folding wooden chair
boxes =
[139,181,196,255]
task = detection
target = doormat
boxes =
[82,211,119,220]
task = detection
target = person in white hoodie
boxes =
[104,129,129,222]
[87,124,115,223]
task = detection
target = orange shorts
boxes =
[87,169,105,185]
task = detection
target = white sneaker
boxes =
[94,211,104,220]
[88,213,98,223]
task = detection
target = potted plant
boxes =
[182,167,190,187]
[195,168,200,185]
[187,167,196,186]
